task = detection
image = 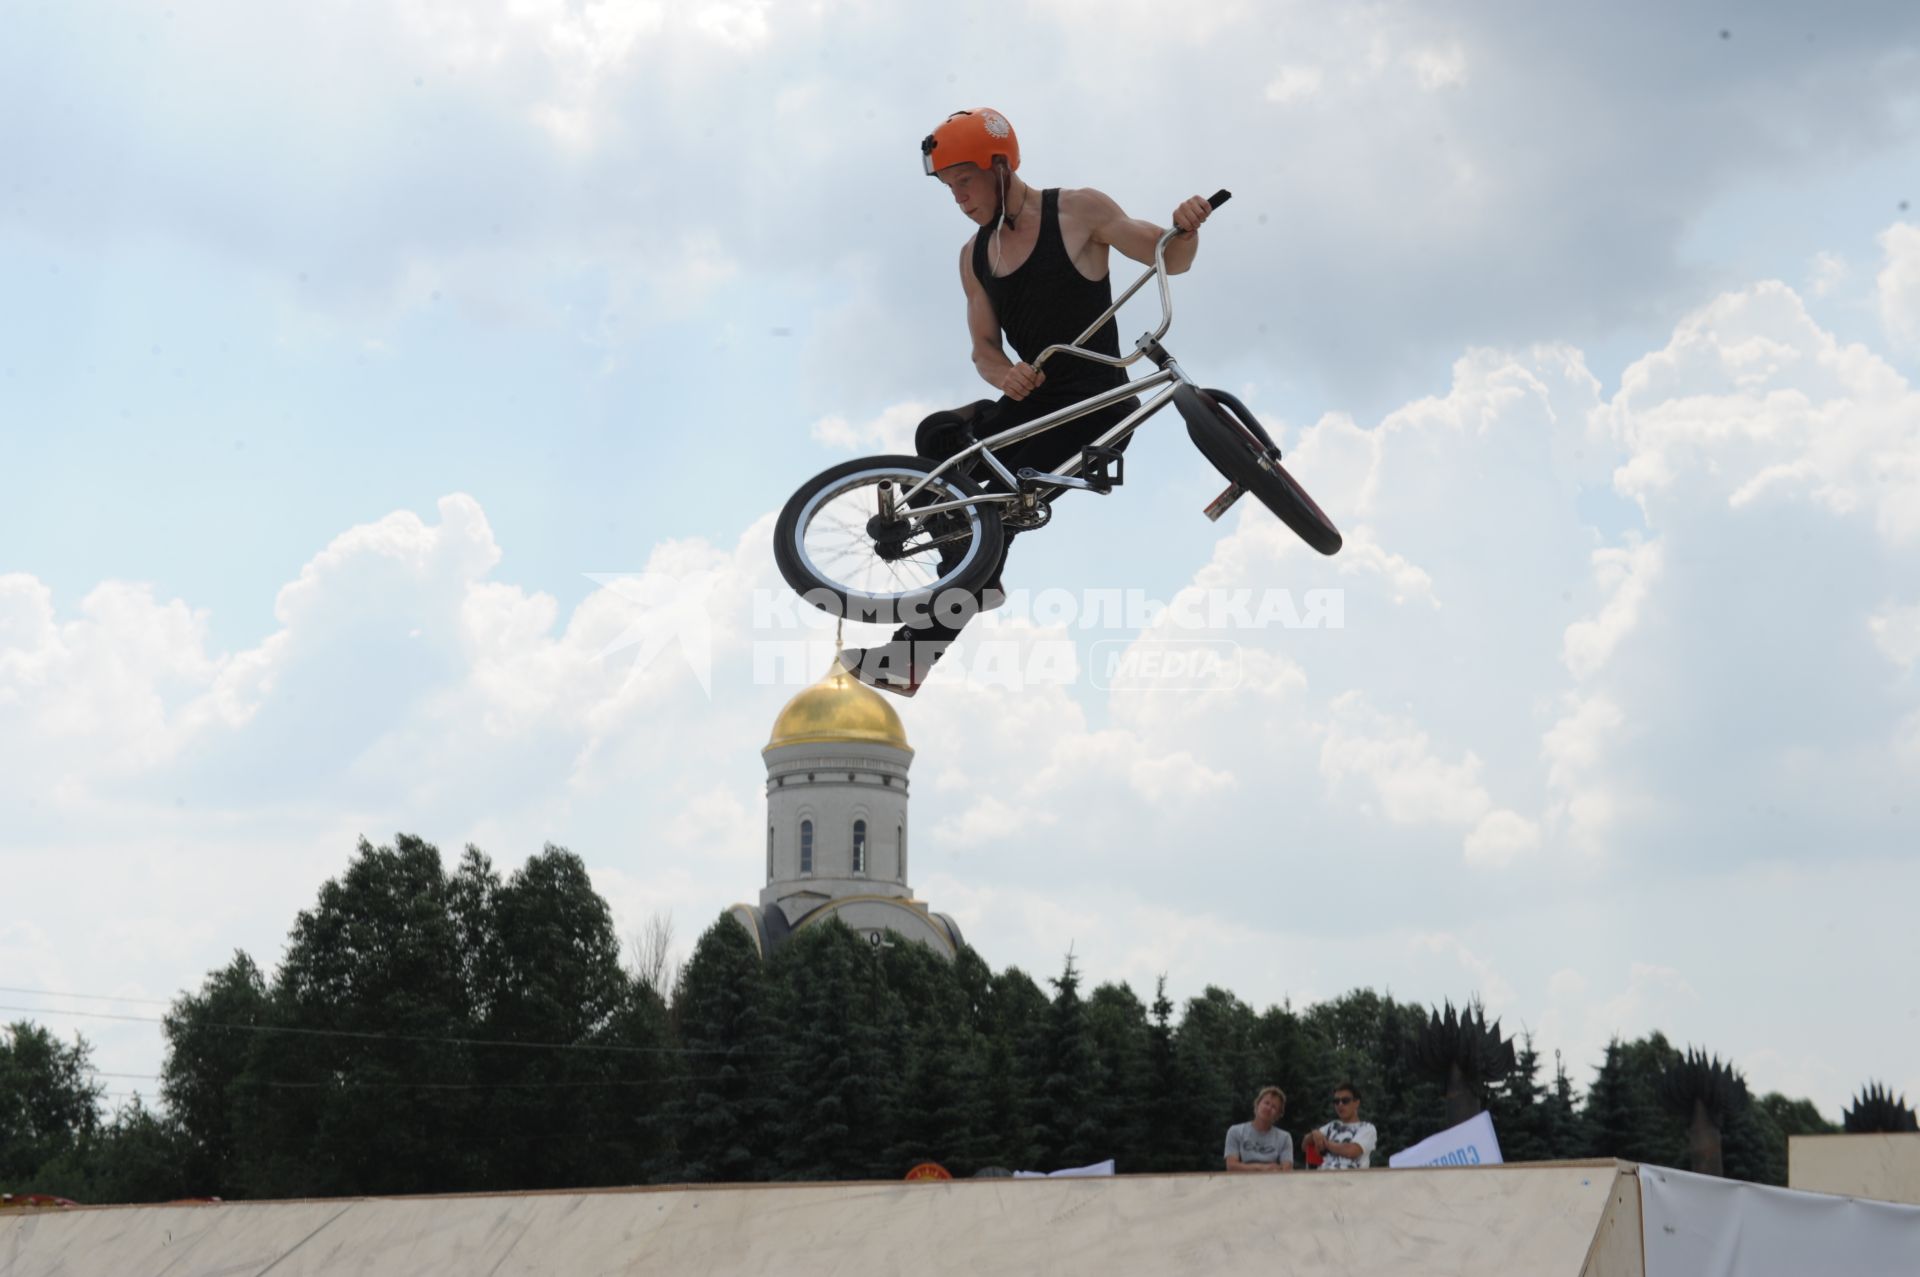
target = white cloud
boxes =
[1265,65,1325,103]
[1807,250,1849,299]
[1403,42,1468,90]
[1877,222,1920,356]
[1562,540,1662,679]
[1548,968,1588,1002]
[1410,932,1514,1010]
[809,401,931,454]
[1600,282,1920,543]
[1319,691,1499,832]
[0,574,223,795]
[1463,809,1541,867]
[1541,694,1625,857]
[1335,529,1439,606]
[1870,601,1920,669]
[1597,962,1699,1029]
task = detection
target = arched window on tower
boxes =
[800,819,814,874]
[852,820,867,875]
[898,823,906,880]
[767,824,774,880]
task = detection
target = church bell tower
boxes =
[728,660,964,959]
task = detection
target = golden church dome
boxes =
[765,661,913,754]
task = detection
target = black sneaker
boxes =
[837,641,929,699]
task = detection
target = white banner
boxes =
[1640,1164,1920,1277]
[1387,1111,1504,1169]
[1013,1159,1116,1179]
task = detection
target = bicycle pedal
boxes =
[1204,481,1245,522]
[1080,445,1124,494]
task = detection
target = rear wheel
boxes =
[774,454,1006,622]
[1177,385,1342,556]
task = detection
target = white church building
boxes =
[728,661,965,959]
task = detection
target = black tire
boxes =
[774,454,1007,623]
[1177,385,1342,556]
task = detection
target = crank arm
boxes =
[1016,466,1105,494]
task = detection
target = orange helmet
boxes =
[921,109,1019,177]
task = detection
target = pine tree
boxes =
[1486,1034,1551,1162]
[1084,982,1152,1172]
[673,913,783,1182]
[1025,955,1106,1171]
[1173,988,1257,1169]
[973,967,1046,1171]
[769,920,900,1180]
[1142,977,1189,1171]
[1583,1035,1685,1167]
[1539,1049,1587,1160]
[881,940,988,1176]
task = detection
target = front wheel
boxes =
[1177,385,1342,556]
[774,454,1007,622]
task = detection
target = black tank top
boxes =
[971,188,1127,406]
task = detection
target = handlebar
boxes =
[1032,189,1231,373]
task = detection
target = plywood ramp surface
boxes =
[3,1160,1636,1277]
[1789,1132,1920,1207]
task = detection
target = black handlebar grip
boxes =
[1208,189,1232,209]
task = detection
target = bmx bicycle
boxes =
[774,190,1341,624]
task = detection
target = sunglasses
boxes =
[1333,1096,1356,1105]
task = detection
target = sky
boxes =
[3,0,1919,1125]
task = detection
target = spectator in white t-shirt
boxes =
[1303,1082,1377,1169]
[1223,1086,1295,1172]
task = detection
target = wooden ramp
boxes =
[2,1160,1644,1276]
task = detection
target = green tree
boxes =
[1300,989,1440,1159]
[1758,1092,1835,1140]
[239,835,479,1197]
[70,1098,195,1205]
[1173,987,1259,1168]
[1141,978,1192,1171]
[973,967,1046,1171]
[672,914,782,1182]
[1024,956,1105,1171]
[467,845,673,1190]
[1583,1034,1685,1167]
[1486,1034,1552,1163]
[0,1022,102,1189]
[160,951,269,1197]
[1538,1050,1588,1160]
[882,940,988,1176]
[769,920,900,1180]
[1084,982,1152,1172]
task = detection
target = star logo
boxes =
[585,569,717,695]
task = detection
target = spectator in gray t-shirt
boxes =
[1223,1086,1295,1172]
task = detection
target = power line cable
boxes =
[2,1003,772,1057]
[0,985,177,1007]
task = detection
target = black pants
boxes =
[895,390,1137,658]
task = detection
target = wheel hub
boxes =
[867,511,914,561]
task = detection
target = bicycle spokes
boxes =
[798,473,976,600]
